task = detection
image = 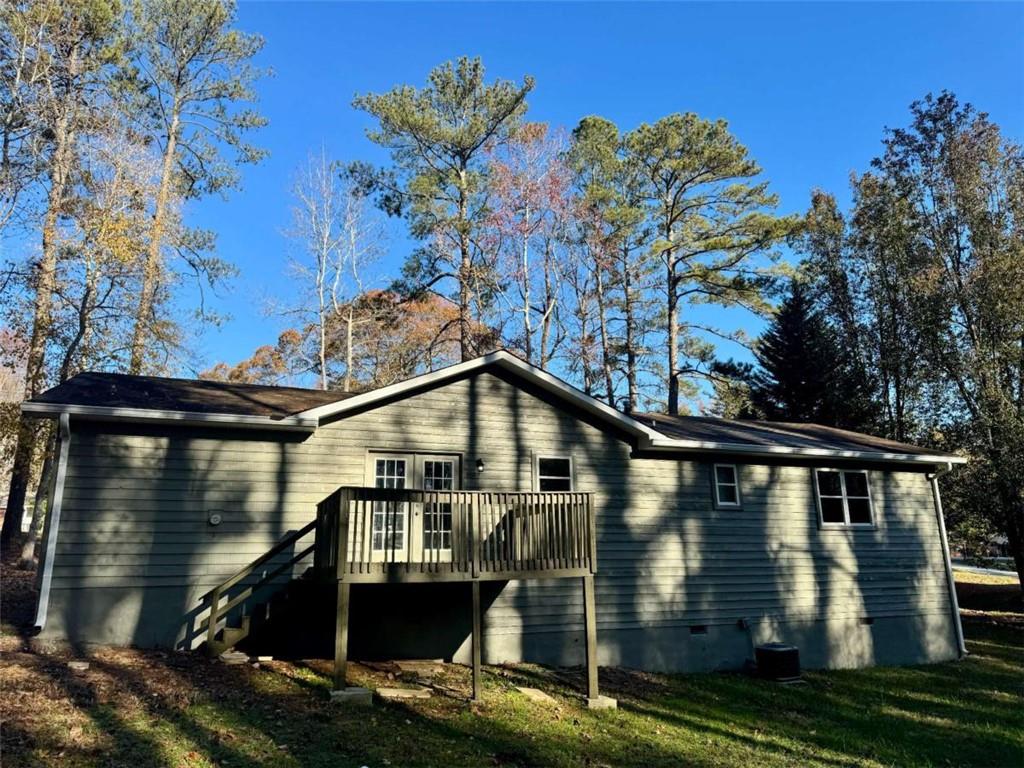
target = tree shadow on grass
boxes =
[4,621,1020,768]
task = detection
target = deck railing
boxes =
[313,487,595,582]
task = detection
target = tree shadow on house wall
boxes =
[52,421,314,657]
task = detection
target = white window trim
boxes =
[535,454,574,492]
[814,468,875,528]
[713,463,742,508]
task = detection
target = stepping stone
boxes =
[515,686,556,704]
[330,687,372,706]
[586,695,618,711]
[377,686,432,700]
[395,660,444,676]
[67,661,90,673]
[219,651,249,666]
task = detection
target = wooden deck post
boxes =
[471,579,482,701]
[582,574,598,700]
[333,580,351,690]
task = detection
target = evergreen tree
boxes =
[747,280,874,428]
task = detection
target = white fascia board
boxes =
[297,350,667,444]
[21,401,318,432]
[645,436,968,466]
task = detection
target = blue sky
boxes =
[189,0,1024,378]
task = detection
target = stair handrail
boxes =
[201,518,317,648]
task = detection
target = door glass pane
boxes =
[373,458,406,551]
[848,498,872,524]
[820,497,845,524]
[423,460,454,549]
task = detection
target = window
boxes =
[713,464,741,508]
[422,459,454,550]
[815,469,874,527]
[537,456,573,491]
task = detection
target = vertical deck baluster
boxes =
[486,493,494,573]
[553,493,561,571]
[364,492,371,573]
[554,493,564,571]
[573,495,581,569]
[540,493,548,571]
[525,493,533,571]
[577,494,584,568]
[573,493,581,573]
[501,493,509,573]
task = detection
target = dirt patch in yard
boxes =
[956,574,1024,630]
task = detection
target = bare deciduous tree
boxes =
[281,150,384,390]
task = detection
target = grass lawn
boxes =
[1,564,1022,768]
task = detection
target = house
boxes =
[21,350,966,705]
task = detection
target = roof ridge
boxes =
[69,370,349,397]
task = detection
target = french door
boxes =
[364,453,460,563]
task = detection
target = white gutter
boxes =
[928,461,967,658]
[646,436,968,466]
[22,401,317,432]
[34,413,71,631]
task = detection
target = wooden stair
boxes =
[207,616,251,656]
[200,519,317,658]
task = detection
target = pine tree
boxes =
[353,57,533,361]
[748,280,875,428]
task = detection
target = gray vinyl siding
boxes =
[44,370,958,670]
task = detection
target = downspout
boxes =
[34,412,71,631]
[928,461,967,658]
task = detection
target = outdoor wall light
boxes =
[476,458,486,473]
[207,512,222,526]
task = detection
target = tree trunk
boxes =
[521,214,532,364]
[1008,522,1024,597]
[130,105,179,374]
[344,305,354,392]
[317,257,328,391]
[594,262,615,407]
[19,435,55,566]
[58,257,96,382]
[457,168,472,362]
[622,246,637,413]
[538,240,555,370]
[667,257,679,416]
[1,55,77,550]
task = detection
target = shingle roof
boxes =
[28,366,958,462]
[31,371,352,420]
[639,412,944,458]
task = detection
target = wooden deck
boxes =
[312,487,596,583]
[203,487,603,705]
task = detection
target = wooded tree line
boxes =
[1,4,1020,589]
[1,0,265,550]
[209,58,801,418]
[713,93,1023,583]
